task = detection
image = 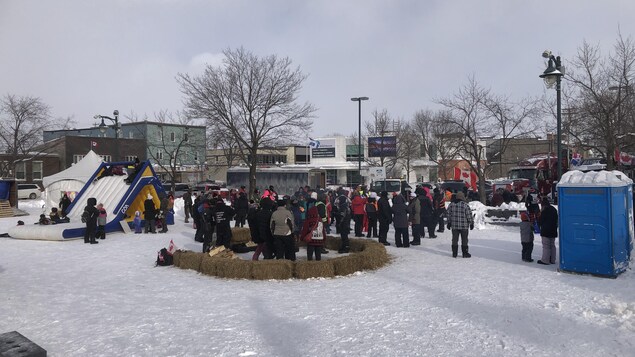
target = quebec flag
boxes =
[309,138,320,149]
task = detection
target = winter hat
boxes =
[520,212,529,222]
[456,192,466,201]
[147,194,153,200]
[135,210,140,217]
[410,192,417,198]
[369,192,378,199]
[310,192,318,200]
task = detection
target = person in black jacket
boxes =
[83,197,100,244]
[337,194,352,253]
[254,197,275,260]
[59,193,72,218]
[214,200,235,249]
[377,191,392,246]
[143,194,157,233]
[537,197,558,265]
[247,200,260,242]
[234,191,249,227]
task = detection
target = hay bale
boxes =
[230,227,252,244]
[200,254,223,276]
[348,239,366,252]
[294,260,335,279]
[252,260,294,280]
[324,235,340,250]
[172,250,183,267]
[216,258,253,279]
[178,251,204,271]
[331,254,365,276]
[358,243,390,270]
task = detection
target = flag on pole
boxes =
[570,152,581,167]
[91,141,98,148]
[308,138,320,149]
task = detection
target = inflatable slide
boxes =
[9,160,167,240]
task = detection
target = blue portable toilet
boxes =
[557,170,634,277]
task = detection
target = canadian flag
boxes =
[91,141,98,148]
[167,239,177,255]
[453,167,478,191]
[614,148,632,165]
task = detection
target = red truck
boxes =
[507,153,567,198]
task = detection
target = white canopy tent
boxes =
[42,150,103,210]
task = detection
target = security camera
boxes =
[542,50,552,59]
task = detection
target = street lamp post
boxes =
[94,110,120,139]
[94,110,120,161]
[539,51,564,182]
[351,97,369,187]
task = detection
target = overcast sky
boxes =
[1,0,634,142]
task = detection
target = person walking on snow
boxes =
[537,197,558,265]
[446,191,474,258]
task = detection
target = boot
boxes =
[462,245,471,258]
[452,245,458,258]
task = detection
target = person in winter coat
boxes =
[59,193,72,218]
[446,191,474,258]
[83,197,100,244]
[270,197,296,260]
[519,211,535,262]
[201,199,216,253]
[289,198,304,243]
[301,205,326,260]
[254,197,275,260]
[96,203,107,240]
[314,193,330,254]
[408,191,422,245]
[525,187,541,223]
[351,192,366,237]
[143,194,157,233]
[158,193,169,233]
[365,195,378,238]
[214,199,235,249]
[337,193,352,253]
[419,187,437,239]
[192,193,204,242]
[433,187,446,233]
[234,191,249,227]
[537,197,558,265]
[391,192,411,248]
[247,200,260,242]
[377,191,392,246]
[183,190,193,223]
[133,211,143,234]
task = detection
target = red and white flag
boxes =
[167,239,177,255]
[614,148,633,165]
[91,141,98,148]
[453,167,478,191]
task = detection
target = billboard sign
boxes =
[311,139,336,158]
[368,136,397,157]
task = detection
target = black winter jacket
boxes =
[539,204,558,238]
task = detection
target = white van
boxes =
[18,183,42,199]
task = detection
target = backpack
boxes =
[81,209,89,223]
[156,248,174,266]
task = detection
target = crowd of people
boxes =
[180,182,559,265]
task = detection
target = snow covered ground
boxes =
[1,199,634,356]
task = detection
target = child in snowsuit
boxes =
[96,203,107,240]
[133,211,143,234]
[519,211,534,262]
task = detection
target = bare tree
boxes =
[435,76,491,203]
[482,95,541,178]
[0,94,60,177]
[178,47,315,198]
[412,109,462,181]
[365,109,399,174]
[566,32,635,169]
[126,110,203,192]
[395,120,420,182]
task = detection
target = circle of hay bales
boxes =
[171,236,390,280]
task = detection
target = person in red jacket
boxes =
[301,205,326,260]
[350,191,367,237]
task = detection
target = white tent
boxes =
[42,150,103,210]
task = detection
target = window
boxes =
[99,155,112,162]
[73,155,84,164]
[128,131,134,139]
[346,145,364,162]
[32,161,43,180]
[124,155,136,162]
[193,151,198,161]
[170,132,176,142]
[15,162,26,180]
[157,151,164,160]
[326,170,338,185]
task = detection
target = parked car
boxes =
[165,183,191,198]
[439,180,469,194]
[18,183,42,199]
